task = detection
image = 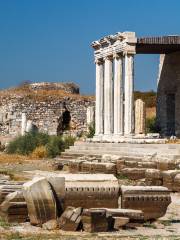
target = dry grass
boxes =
[0,153,40,163]
[0,85,95,102]
[146,107,156,119]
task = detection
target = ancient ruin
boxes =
[0,82,94,137]
[92,32,180,140]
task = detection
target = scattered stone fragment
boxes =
[23,177,57,226]
[42,219,58,230]
[121,168,146,180]
[64,174,119,209]
[58,206,82,231]
[113,217,129,229]
[0,182,23,204]
[121,185,171,220]
[0,191,28,223]
[162,170,180,191]
[82,209,108,232]
[145,169,163,186]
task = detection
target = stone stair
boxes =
[60,141,180,160]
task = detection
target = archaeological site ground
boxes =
[0,31,180,240]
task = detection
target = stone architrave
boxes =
[86,106,95,129]
[21,112,27,136]
[23,177,57,225]
[135,99,146,134]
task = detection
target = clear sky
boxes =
[0,0,180,94]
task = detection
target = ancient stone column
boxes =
[104,55,113,135]
[124,53,134,136]
[21,112,27,136]
[114,53,123,136]
[87,106,95,130]
[135,99,146,134]
[95,59,104,136]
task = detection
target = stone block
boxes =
[121,168,146,180]
[42,219,58,230]
[82,209,108,232]
[68,160,85,173]
[138,161,157,169]
[157,159,176,171]
[113,217,129,229]
[162,170,180,191]
[116,160,125,173]
[23,177,57,225]
[47,176,65,214]
[0,191,28,223]
[125,160,138,168]
[174,174,180,192]
[121,185,171,220]
[58,206,82,231]
[145,169,163,186]
[64,174,119,209]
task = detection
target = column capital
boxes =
[113,52,123,59]
[104,55,113,61]
[95,58,104,65]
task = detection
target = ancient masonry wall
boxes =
[157,51,180,137]
[0,83,94,136]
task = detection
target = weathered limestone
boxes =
[80,162,116,174]
[114,54,124,136]
[92,32,137,141]
[124,54,135,136]
[21,112,27,136]
[113,217,129,229]
[121,185,171,220]
[0,182,23,204]
[86,106,95,129]
[58,207,82,231]
[121,168,146,180]
[135,99,146,134]
[0,191,28,223]
[145,169,163,186]
[95,59,104,136]
[104,56,113,135]
[162,170,180,190]
[23,177,57,225]
[82,209,108,232]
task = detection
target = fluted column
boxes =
[95,59,104,136]
[124,53,134,136]
[114,53,124,136]
[104,55,113,135]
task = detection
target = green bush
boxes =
[86,122,95,138]
[46,136,64,158]
[6,132,49,155]
[6,132,76,158]
[146,117,160,133]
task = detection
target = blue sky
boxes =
[0,0,180,94]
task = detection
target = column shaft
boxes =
[104,56,113,135]
[124,54,134,135]
[95,59,104,135]
[114,55,123,135]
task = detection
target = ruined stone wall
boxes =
[157,52,180,137]
[0,83,94,137]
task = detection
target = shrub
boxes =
[146,117,160,133]
[62,135,76,149]
[86,122,95,138]
[31,146,48,159]
[6,132,49,155]
[46,136,64,158]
